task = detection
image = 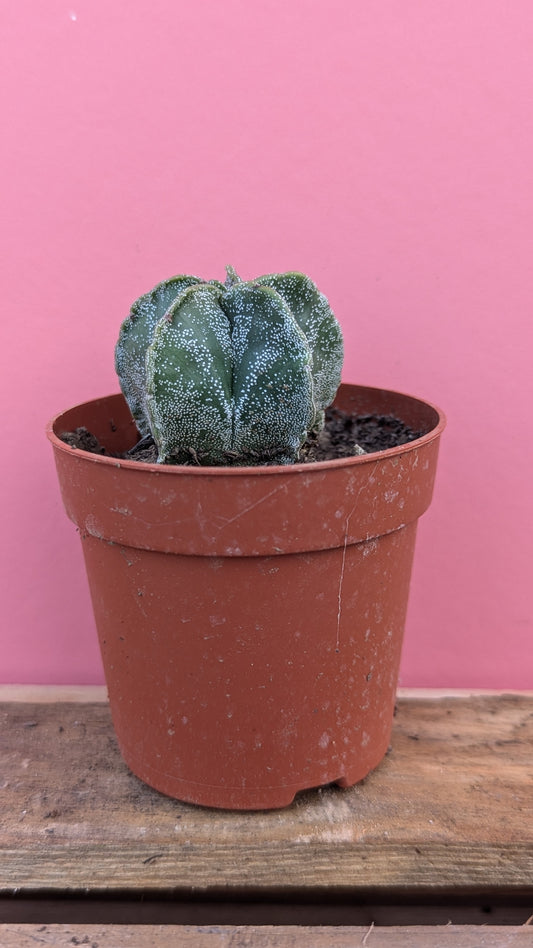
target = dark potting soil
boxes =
[301,407,424,462]
[60,407,425,465]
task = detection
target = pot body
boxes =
[47,384,445,809]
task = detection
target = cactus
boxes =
[115,267,343,465]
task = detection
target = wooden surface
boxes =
[1,690,532,901]
[1,925,533,947]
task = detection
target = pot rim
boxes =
[46,382,446,477]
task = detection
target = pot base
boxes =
[119,738,391,810]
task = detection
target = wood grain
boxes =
[1,925,532,947]
[1,693,532,896]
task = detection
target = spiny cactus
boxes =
[115,267,343,465]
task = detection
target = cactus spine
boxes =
[115,267,343,465]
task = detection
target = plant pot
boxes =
[47,383,445,810]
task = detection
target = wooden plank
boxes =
[0,685,109,703]
[1,694,532,895]
[3,685,532,702]
[1,924,532,947]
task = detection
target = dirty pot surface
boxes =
[47,384,445,809]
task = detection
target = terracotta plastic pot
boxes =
[47,384,445,810]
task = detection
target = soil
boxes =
[60,406,425,465]
[302,407,425,462]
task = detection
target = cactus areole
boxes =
[115,267,344,466]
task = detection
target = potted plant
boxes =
[47,267,445,810]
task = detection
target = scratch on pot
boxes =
[119,547,135,567]
[336,516,351,652]
[216,483,288,529]
[336,462,380,651]
[135,590,148,619]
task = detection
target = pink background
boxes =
[2,1,532,686]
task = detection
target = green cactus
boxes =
[115,267,343,465]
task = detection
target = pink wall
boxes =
[2,1,532,686]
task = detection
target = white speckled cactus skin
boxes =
[115,267,343,465]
